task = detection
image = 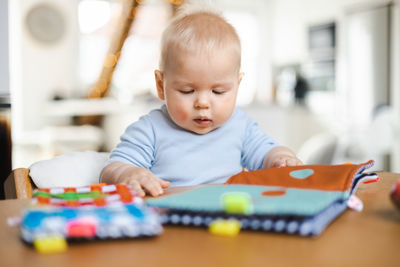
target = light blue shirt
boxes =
[107,105,279,186]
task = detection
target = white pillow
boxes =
[29,151,110,188]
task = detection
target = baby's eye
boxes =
[179,90,194,94]
[212,90,225,95]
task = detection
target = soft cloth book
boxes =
[146,161,378,236]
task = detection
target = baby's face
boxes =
[155,48,242,134]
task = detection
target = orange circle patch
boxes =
[262,189,286,197]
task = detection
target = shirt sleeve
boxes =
[107,115,155,169]
[241,117,280,170]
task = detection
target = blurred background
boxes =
[1,0,399,195]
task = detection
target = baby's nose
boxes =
[194,93,210,109]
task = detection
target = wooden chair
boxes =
[4,168,35,199]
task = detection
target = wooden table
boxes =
[1,172,400,267]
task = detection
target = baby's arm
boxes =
[263,146,303,168]
[100,162,170,197]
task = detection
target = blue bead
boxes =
[126,204,144,219]
[23,211,47,229]
[59,208,77,219]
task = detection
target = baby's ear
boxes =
[238,72,245,84]
[154,70,165,100]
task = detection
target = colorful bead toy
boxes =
[21,184,162,253]
[31,183,141,207]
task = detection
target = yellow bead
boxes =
[34,236,68,253]
[209,219,241,236]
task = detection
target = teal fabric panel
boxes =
[147,185,344,216]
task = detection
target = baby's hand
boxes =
[118,167,170,197]
[270,155,303,168]
[264,146,303,168]
[100,162,170,197]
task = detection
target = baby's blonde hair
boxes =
[159,4,241,73]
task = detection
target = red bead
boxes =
[390,179,400,210]
[65,188,76,193]
[37,196,50,204]
[66,200,79,207]
[90,185,102,192]
[116,185,133,203]
[94,198,106,206]
[67,221,97,238]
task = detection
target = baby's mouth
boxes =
[194,117,212,126]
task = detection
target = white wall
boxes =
[391,0,400,172]
[0,0,9,95]
[9,0,79,136]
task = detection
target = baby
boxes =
[100,7,302,197]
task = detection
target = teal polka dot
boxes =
[290,169,314,179]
